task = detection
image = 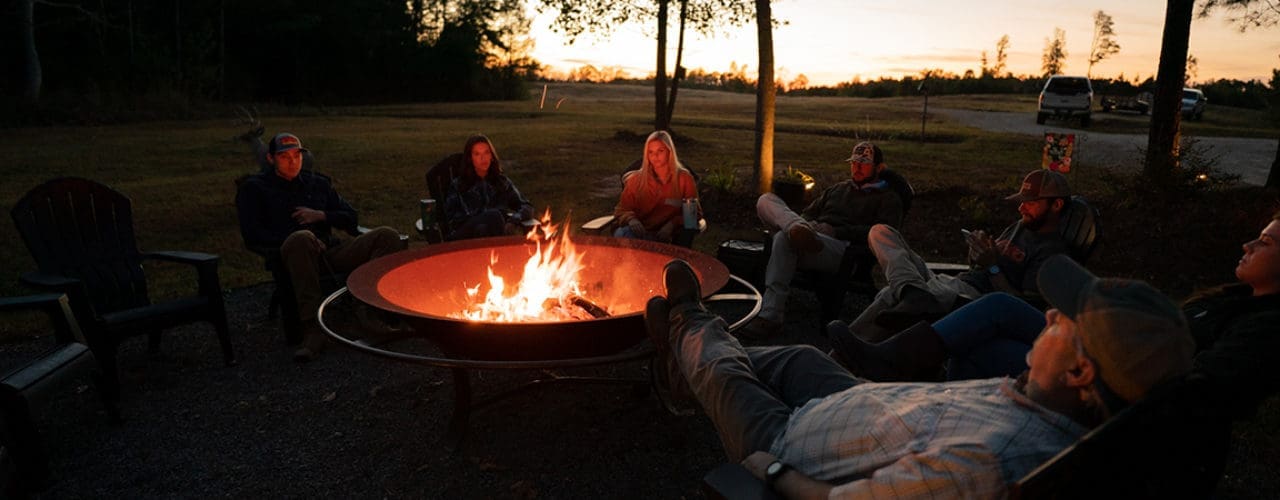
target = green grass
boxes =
[2,82,1278,495]
[0,82,1273,307]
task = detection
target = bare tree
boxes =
[537,0,753,131]
[993,35,1010,77]
[1200,0,1280,29]
[1042,28,1067,77]
[1185,54,1199,83]
[754,0,775,195]
[1088,10,1121,78]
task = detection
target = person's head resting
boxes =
[1026,255,1194,426]
[845,141,885,184]
[268,133,307,181]
[1236,210,1280,297]
[642,130,681,183]
[1006,169,1071,231]
[462,135,500,180]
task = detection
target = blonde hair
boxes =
[638,131,684,194]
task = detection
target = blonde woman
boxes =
[613,131,700,244]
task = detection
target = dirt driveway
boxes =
[932,108,1275,186]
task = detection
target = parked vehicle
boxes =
[1037,75,1093,127]
[1182,88,1207,121]
[1100,91,1152,114]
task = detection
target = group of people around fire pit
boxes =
[233,123,1279,497]
[234,128,699,361]
[641,139,1279,496]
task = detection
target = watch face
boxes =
[767,462,784,475]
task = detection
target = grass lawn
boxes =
[1,82,1278,495]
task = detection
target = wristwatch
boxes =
[987,264,1001,276]
[765,461,792,489]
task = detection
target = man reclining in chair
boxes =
[236,132,404,362]
[646,256,1193,498]
[844,169,1071,343]
[740,141,904,339]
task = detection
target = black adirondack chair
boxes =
[418,153,466,242]
[1,293,117,495]
[10,177,236,396]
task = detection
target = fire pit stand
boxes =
[318,275,760,450]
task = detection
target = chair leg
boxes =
[267,285,282,320]
[146,331,161,354]
[0,397,50,494]
[211,306,237,367]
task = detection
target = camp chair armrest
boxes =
[0,293,67,314]
[582,215,616,232]
[144,250,220,266]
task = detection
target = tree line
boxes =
[4,0,538,109]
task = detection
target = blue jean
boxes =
[447,209,507,240]
[933,293,1045,380]
[670,309,862,461]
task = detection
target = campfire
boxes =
[345,224,729,361]
[456,211,609,322]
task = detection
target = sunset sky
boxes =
[527,0,1280,87]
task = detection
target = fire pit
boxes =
[346,234,730,361]
[326,233,755,448]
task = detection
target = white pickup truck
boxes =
[1037,75,1093,127]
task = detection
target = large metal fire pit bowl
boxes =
[347,235,729,361]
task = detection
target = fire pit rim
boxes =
[347,234,730,325]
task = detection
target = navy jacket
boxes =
[235,170,358,249]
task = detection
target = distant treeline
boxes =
[561,68,1278,111]
[3,0,537,108]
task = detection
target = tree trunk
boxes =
[1143,0,1194,182]
[1268,136,1280,189]
[18,0,41,103]
[654,0,670,131]
[664,0,688,128]
[753,0,775,195]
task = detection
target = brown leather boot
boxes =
[827,320,946,381]
[644,296,696,415]
[786,222,824,255]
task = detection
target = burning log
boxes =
[569,295,610,319]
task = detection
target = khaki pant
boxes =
[280,227,402,322]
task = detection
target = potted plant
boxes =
[772,166,815,208]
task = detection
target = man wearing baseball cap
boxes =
[741,141,905,339]
[646,256,1193,497]
[833,169,1072,351]
[236,132,404,362]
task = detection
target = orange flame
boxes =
[455,211,605,322]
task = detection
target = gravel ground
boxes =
[2,279,840,499]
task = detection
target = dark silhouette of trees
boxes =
[3,0,535,113]
[1143,0,1194,182]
